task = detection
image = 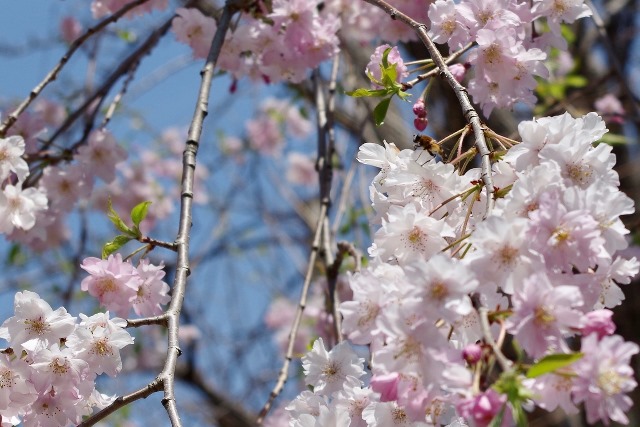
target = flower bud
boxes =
[463,343,483,364]
[414,116,428,131]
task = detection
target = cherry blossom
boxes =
[0,135,28,182]
[0,290,76,352]
[573,334,639,425]
[80,254,140,317]
[302,338,365,396]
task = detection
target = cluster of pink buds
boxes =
[412,99,428,131]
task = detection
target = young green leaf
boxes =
[373,97,392,127]
[345,88,389,98]
[526,352,584,378]
[381,62,398,87]
[381,47,392,69]
[131,201,152,227]
[102,235,133,259]
[107,198,133,235]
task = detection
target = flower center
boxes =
[534,306,555,326]
[598,369,625,395]
[24,317,49,336]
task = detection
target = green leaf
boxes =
[381,47,392,69]
[102,235,133,259]
[547,82,566,99]
[397,90,412,101]
[345,88,389,98]
[373,97,392,127]
[564,75,588,88]
[599,133,627,145]
[7,243,25,266]
[381,63,398,87]
[526,352,583,378]
[107,198,133,235]
[130,201,152,227]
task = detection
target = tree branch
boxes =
[0,0,153,137]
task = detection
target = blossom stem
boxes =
[403,43,473,90]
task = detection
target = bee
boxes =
[413,134,442,157]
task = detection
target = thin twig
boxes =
[256,203,329,425]
[402,43,473,90]
[478,306,512,371]
[0,0,153,137]
[77,380,164,427]
[42,14,176,152]
[100,59,141,129]
[126,314,168,328]
[363,0,494,216]
[140,236,178,252]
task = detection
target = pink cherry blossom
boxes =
[506,272,584,358]
[80,254,140,317]
[77,129,127,183]
[0,184,48,234]
[0,290,76,352]
[132,259,171,316]
[66,313,134,376]
[286,152,317,186]
[581,309,616,339]
[0,135,28,182]
[370,373,399,402]
[595,94,625,124]
[572,334,638,425]
[428,0,470,49]
[172,8,217,59]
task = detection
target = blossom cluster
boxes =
[172,1,340,84]
[428,0,592,115]
[0,94,210,250]
[1,127,128,251]
[81,253,171,318]
[0,291,134,426]
[285,112,639,426]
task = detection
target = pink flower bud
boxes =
[412,100,427,118]
[370,372,399,402]
[463,343,483,364]
[581,309,616,339]
[414,116,428,131]
[60,16,82,44]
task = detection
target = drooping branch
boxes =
[256,68,340,422]
[319,58,345,344]
[74,1,239,425]
[0,0,153,137]
[361,0,495,215]
[158,2,237,425]
[42,16,175,152]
